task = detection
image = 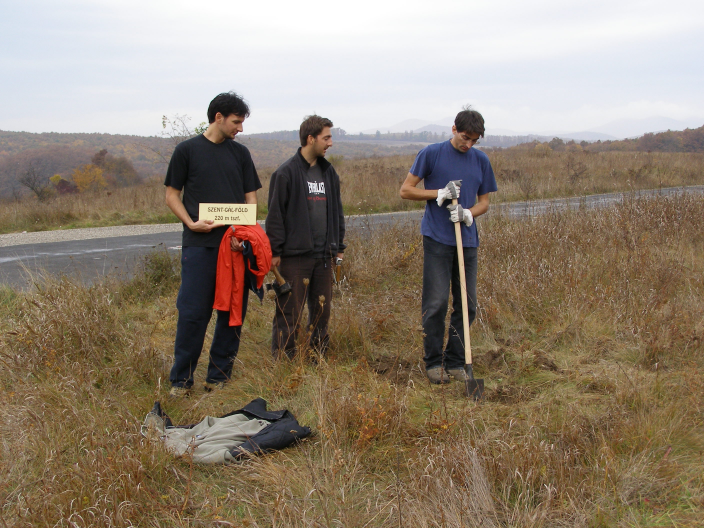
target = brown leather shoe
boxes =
[447,368,469,381]
[426,367,451,384]
[169,386,191,398]
[203,381,227,392]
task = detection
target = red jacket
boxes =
[214,224,272,326]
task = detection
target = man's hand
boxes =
[447,203,473,226]
[189,219,223,232]
[230,236,244,252]
[436,180,461,206]
[271,256,281,270]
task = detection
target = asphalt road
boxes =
[1,185,702,289]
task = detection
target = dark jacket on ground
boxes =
[149,398,311,459]
[266,149,346,258]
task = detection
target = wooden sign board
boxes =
[198,203,257,225]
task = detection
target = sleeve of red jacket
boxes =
[237,224,272,288]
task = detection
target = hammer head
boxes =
[265,282,291,297]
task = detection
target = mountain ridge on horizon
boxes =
[359,115,703,141]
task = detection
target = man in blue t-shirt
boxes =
[400,108,498,384]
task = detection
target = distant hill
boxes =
[589,116,704,139]
[360,118,453,134]
[413,124,450,134]
[0,130,169,198]
[0,129,431,199]
[508,125,704,153]
[537,131,618,141]
[588,125,704,152]
[359,115,704,142]
[0,130,167,173]
[245,127,554,149]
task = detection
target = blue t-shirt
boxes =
[410,140,497,247]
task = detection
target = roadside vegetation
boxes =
[1,150,703,234]
[1,193,702,526]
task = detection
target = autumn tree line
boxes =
[1,123,701,203]
[13,148,142,202]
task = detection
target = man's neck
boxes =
[300,145,319,166]
[203,125,226,144]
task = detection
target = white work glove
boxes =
[436,180,461,206]
[447,203,473,226]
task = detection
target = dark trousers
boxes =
[422,236,477,371]
[271,256,333,358]
[170,246,249,388]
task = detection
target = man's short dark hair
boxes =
[454,106,485,137]
[207,92,250,123]
[299,115,333,147]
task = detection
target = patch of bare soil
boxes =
[532,350,560,371]
[475,348,511,371]
[373,356,423,384]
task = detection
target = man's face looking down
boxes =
[451,125,480,153]
[309,126,333,157]
[216,113,245,139]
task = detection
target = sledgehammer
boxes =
[452,197,484,401]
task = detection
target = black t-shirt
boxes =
[306,163,328,257]
[164,135,261,247]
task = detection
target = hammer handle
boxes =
[272,266,286,286]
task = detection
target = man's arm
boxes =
[336,170,345,261]
[470,193,490,218]
[399,173,438,201]
[266,170,288,269]
[165,186,222,232]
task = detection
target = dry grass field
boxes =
[1,192,703,526]
[1,150,702,234]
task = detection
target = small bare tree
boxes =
[565,155,588,186]
[517,170,537,201]
[18,164,53,202]
[139,114,208,166]
[10,182,24,203]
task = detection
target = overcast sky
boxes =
[1,0,703,136]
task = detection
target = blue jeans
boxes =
[170,246,249,388]
[422,236,477,371]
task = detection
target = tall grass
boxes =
[2,151,703,234]
[490,150,704,202]
[1,194,703,526]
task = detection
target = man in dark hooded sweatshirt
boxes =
[265,115,346,359]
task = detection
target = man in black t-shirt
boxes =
[164,92,261,396]
[266,115,346,359]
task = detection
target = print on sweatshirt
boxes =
[307,181,326,200]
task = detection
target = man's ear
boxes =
[307,135,315,145]
[215,112,224,123]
